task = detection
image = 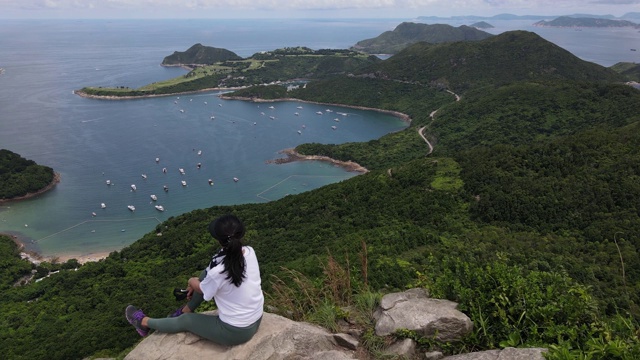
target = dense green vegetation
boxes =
[4,30,640,359]
[351,22,493,54]
[611,61,640,82]
[0,149,55,200]
[367,31,623,92]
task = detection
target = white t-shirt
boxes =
[199,246,264,327]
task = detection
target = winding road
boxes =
[418,90,460,155]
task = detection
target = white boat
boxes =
[331,126,337,130]
[155,157,160,163]
[179,109,184,113]
[269,116,275,120]
[302,125,306,128]
[181,180,187,186]
[260,112,265,115]
[179,168,185,175]
[268,106,275,109]
[208,179,214,186]
[101,203,106,209]
[204,101,208,105]
[218,103,222,107]
[334,118,340,122]
[316,111,323,115]
[127,205,136,211]
[150,194,157,201]
[297,130,302,134]
[155,205,165,212]
[233,177,239,182]
[141,174,147,179]
[325,109,333,112]
[92,212,97,217]
[197,150,202,155]
[296,106,303,109]
[106,180,111,185]
[210,116,215,120]
[294,112,299,116]
[131,184,137,191]
[162,167,167,173]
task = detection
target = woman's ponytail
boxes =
[208,214,246,287]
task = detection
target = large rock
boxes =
[443,347,548,360]
[124,312,356,360]
[374,288,473,341]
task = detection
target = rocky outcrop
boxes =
[124,312,357,360]
[124,290,545,360]
[374,288,473,341]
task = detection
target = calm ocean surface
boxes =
[0,18,637,259]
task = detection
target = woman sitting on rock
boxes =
[125,214,264,346]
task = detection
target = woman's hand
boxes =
[187,277,202,298]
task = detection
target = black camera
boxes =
[173,288,188,301]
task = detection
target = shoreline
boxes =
[220,95,412,125]
[74,86,244,101]
[0,172,61,204]
[268,148,369,173]
[7,234,110,265]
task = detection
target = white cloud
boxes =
[3,0,639,18]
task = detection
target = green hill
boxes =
[611,61,640,81]
[4,27,640,360]
[364,30,623,92]
[161,43,243,66]
[351,22,493,54]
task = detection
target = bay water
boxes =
[0,18,636,259]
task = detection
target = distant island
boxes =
[0,149,58,202]
[534,16,640,28]
[470,21,494,29]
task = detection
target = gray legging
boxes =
[147,270,262,346]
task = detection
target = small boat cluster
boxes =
[98,151,241,217]
[261,103,347,135]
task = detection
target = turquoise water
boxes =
[0,18,636,258]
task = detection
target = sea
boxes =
[0,18,638,259]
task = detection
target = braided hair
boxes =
[208,214,246,287]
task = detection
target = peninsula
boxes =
[0,149,57,203]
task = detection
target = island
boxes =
[534,16,640,28]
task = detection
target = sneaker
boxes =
[125,305,149,337]
[167,306,184,318]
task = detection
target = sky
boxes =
[1,0,639,19]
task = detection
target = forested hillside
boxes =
[3,30,640,359]
[0,149,55,200]
[351,22,493,54]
